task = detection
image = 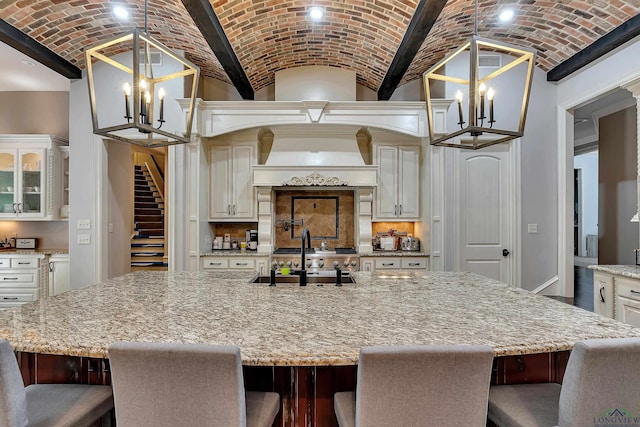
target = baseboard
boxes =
[532,275,560,295]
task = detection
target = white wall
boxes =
[69,75,104,289]
[275,66,356,101]
[574,151,598,256]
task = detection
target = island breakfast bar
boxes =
[1,270,639,426]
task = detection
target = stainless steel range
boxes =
[271,248,360,273]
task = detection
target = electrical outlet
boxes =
[77,219,91,230]
[527,224,538,234]
[77,234,91,244]
[108,223,114,233]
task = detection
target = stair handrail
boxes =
[143,160,165,202]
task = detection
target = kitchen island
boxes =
[1,270,639,426]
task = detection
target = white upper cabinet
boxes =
[0,135,68,220]
[374,144,420,220]
[209,143,257,220]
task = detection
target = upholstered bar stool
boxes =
[488,337,640,427]
[334,344,495,427]
[108,342,280,427]
[0,339,114,427]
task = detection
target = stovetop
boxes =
[273,247,357,255]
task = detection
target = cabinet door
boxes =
[360,258,374,272]
[376,146,398,219]
[209,146,232,218]
[48,255,70,296]
[398,146,419,219]
[232,145,255,218]
[593,272,614,318]
[18,149,46,218]
[0,150,18,217]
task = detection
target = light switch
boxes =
[108,223,114,233]
[77,220,91,230]
[77,234,91,244]
[527,224,538,234]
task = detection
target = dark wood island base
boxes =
[16,351,570,427]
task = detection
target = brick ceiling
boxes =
[2,0,639,94]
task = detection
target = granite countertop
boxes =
[0,270,638,366]
[0,249,68,256]
[362,251,429,257]
[201,250,269,257]
[588,265,640,280]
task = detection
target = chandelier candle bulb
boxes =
[478,82,486,122]
[456,90,465,127]
[144,91,151,124]
[139,79,147,118]
[487,87,495,125]
[123,82,131,120]
[158,87,165,122]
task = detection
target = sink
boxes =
[251,275,354,284]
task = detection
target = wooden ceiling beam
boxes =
[0,19,80,79]
[181,0,254,100]
[377,0,448,100]
[547,14,640,82]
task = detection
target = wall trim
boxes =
[531,275,560,294]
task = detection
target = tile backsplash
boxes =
[275,189,354,248]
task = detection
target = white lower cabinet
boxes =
[593,271,640,327]
[615,277,640,327]
[48,254,70,296]
[360,256,428,272]
[201,256,269,276]
[0,254,43,308]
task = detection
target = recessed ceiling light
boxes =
[309,6,324,20]
[498,9,515,22]
[20,60,35,67]
[113,5,129,19]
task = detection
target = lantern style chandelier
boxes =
[85,0,200,147]
[423,0,536,149]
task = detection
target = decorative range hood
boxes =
[254,124,377,187]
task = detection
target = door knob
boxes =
[502,249,510,257]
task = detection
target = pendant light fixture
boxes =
[423,0,536,149]
[85,0,200,147]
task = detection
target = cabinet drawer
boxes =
[202,258,229,269]
[401,258,427,269]
[0,273,36,286]
[0,259,10,268]
[374,258,400,269]
[615,277,640,302]
[616,295,640,327]
[10,258,38,269]
[229,258,255,269]
[0,290,38,306]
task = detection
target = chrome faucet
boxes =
[299,227,311,286]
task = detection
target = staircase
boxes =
[131,164,167,272]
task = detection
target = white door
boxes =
[398,146,420,218]
[209,146,232,218]
[456,146,512,284]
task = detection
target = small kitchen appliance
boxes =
[400,237,420,251]
[246,229,258,250]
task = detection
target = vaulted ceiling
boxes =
[1,0,639,99]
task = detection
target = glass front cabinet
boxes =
[0,135,68,220]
